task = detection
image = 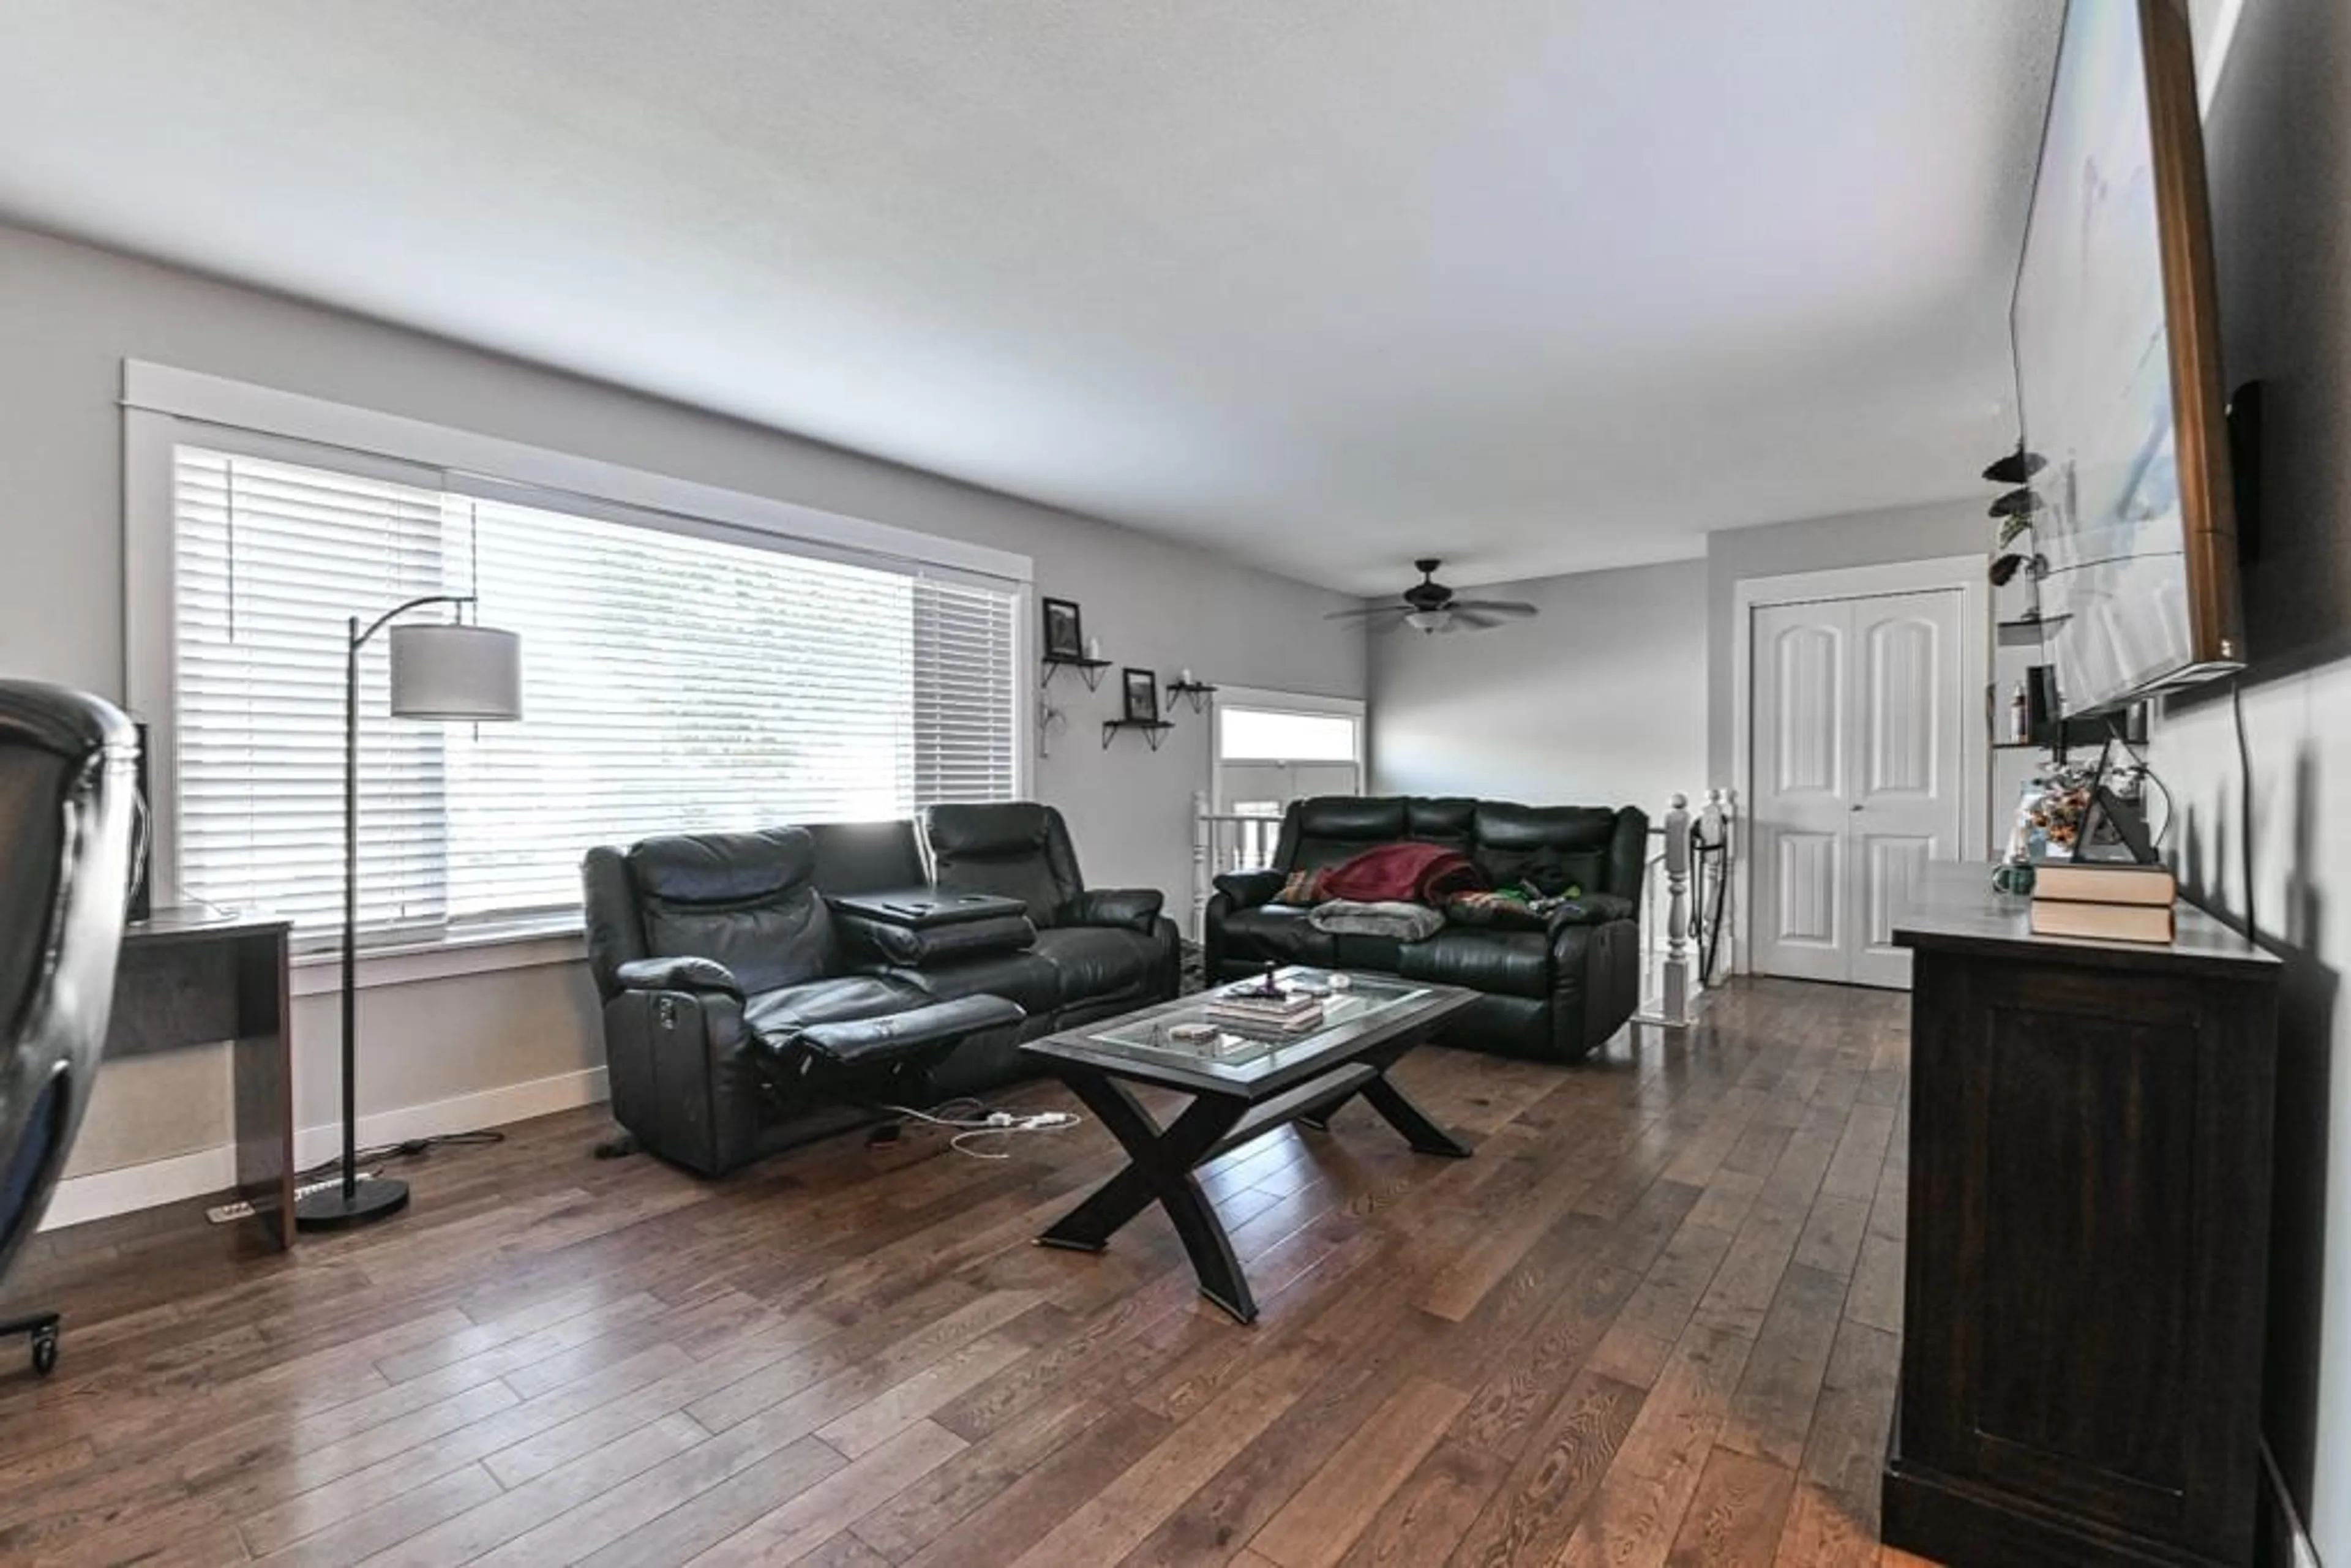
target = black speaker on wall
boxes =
[127,718,152,921]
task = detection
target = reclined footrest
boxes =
[790,994,1026,1071]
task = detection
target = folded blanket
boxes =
[1318,842,1488,906]
[1307,898,1446,942]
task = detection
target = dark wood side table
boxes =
[1883,865,2279,1567]
[110,909,295,1250]
[1022,970,1477,1324]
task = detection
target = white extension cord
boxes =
[882,1103,1082,1159]
[206,1169,376,1225]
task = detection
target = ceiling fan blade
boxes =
[1323,604,1409,621]
[1447,599,1538,617]
[1451,609,1503,630]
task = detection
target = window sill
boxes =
[288,920,588,997]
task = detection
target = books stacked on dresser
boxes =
[1205,985,1326,1035]
[2029,861,2178,944]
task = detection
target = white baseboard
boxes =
[40,1144,237,1231]
[41,1065,610,1232]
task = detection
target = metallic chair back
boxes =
[0,681,137,1284]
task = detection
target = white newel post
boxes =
[1191,790,1212,943]
[1660,792,1692,1024]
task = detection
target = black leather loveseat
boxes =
[1204,795,1647,1062]
[583,803,1180,1176]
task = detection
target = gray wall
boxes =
[1368,558,1706,816]
[2145,0,2351,1551]
[1703,498,1984,787]
[0,221,1365,1179]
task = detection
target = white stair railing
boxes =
[1637,788,1737,1029]
[1191,790,1285,941]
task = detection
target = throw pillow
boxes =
[1273,868,1328,907]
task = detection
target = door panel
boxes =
[1847,593,1965,988]
[1864,616,1937,793]
[1774,624,1843,793]
[1752,601,1852,983]
[1775,832,1843,948]
[1752,588,1968,989]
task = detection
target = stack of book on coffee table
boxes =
[1205,985,1327,1035]
[2028,861,2178,943]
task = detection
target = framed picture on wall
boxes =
[1121,667,1159,724]
[1042,597,1085,661]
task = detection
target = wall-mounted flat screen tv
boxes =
[2012,0,2244,715]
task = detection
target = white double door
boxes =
[1751,588,1967,989]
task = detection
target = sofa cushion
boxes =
[1215,904,1339,969]
[1470,804,1619,898]
[880,948,1062,1017]
[792,996,1027,1070]
[629,828,833,994]
[743,975,930,1042]
[1030,926,1161,1008]
[804,820,928,897]
[1289,795,1409,870]
[921,803,1074,926]
[1394,928,1554,999]
[1405,797,1479,848]
[631,827,813,904]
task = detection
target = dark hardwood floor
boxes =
[0,977,1929,1567]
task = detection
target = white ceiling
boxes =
[0,1,2059,593]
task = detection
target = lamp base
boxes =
[294,1176,410,1231]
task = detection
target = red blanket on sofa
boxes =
[1316,842,1487,906]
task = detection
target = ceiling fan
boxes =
[1324,558,1539,634]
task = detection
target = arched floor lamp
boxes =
[295,595,522,1231]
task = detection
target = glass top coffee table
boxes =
[1020,967,1478,1324]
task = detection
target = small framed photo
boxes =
[1121,667,1159,724]
[1041,597,1085,661]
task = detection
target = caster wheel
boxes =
[30,1330,58,1377]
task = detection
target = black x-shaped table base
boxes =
[1035,1054,1471,1324]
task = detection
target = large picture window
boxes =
[170,443,1022,945]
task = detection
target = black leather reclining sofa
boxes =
[583,803,1180,1176]
[1205,795,1648,1062]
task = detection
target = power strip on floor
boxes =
[206,1170,376,1226]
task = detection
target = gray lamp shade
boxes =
[388,623,523,721]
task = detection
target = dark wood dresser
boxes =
[1883,865,2279,1567]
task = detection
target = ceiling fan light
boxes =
[1405,609,1449,634]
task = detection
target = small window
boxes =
[1218,707,1359,763]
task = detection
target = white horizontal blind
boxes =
[171,445,1021,944]
[174,449,452,936]
[913,576,1019,806]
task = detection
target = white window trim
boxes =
[1206,685,1367,804]
[124,361,1035,991]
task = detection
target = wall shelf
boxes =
[1102,719,1176,751]
[1041,655,1112,692]
[1997,613,2071,648]
[1166,680,1217,715]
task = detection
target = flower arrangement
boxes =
[2002,757,2149,868]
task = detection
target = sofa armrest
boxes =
[1545,893,1639,931]
[1062,887,1164,933]
[615,955,744,997]
[1212,869,1286,911]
